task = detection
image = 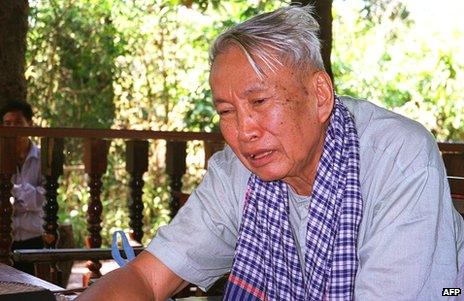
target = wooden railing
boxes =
[0,127,462,287]
[0,126,224,282]
[439,142,464,214]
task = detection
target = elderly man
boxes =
[0,100,45,275]
[78,5,463,300]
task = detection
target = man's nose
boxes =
[237,113,260,142]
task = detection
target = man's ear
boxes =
[311,71,334,123]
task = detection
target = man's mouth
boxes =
[250,150,273,160]
[246,150,275,167]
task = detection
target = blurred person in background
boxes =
[1,100,45,275]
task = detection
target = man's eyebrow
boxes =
[212,84,269,105]
[242,85,267,96]
[212,98,226,106]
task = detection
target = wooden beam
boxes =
[0,127,223,142]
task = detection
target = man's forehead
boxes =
[2,111,29,123]
[4,111,25,118]
[210,45,307,103]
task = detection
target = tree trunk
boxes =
[292,0,333,81]
[0,0,29,107]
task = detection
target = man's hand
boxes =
[11,184,23,200]
[11,184,27,214]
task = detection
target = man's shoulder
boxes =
[209,146,250,176]
[206,145,250,199]
[341,96,440,173]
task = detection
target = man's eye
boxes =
[218,109,233,116]
[253,98,267,106]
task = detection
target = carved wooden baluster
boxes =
[166,141,186,218]
[0,137,17,265]
[83,138,109,284]
[125,140,148,244]
[40,137,64,284]
[41,137,64,248]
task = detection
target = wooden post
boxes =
[291,0,333,82]
[125,140,148,244]
[166,141,186,218]
[83,138,109,284]
[0,137,16,265]
[0,0,29,106]
[40,137,64,284]
[41,137,64,248]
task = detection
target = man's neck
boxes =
[17,140,31,166]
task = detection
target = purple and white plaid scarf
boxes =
[223,98,363,300]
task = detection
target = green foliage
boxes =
[27,0,119,129]
[332,1,464,141]
[27,0,284,247]
[27,0,122,167]
[56,167,90,247]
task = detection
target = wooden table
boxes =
[0,263,63,292]
[0,263,66,300]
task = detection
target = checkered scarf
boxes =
[223,98,363,300]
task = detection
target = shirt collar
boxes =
[25,141,40,161]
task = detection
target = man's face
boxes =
[210,46,331,189]
[2,111,31,127]
[2,111,32,152]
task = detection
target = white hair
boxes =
[210,4,324,79]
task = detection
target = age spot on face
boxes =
[303,86,309,96]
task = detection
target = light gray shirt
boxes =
[147,97,464,300]
[11,142,46,241]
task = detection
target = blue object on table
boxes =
[111,230,136,267]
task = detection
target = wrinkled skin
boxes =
[210,45,334,195]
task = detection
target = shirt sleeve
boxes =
[355,165,460,300]
[145,153,244,291]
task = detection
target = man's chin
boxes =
[237,156,285,181]
[251,169,283,182]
